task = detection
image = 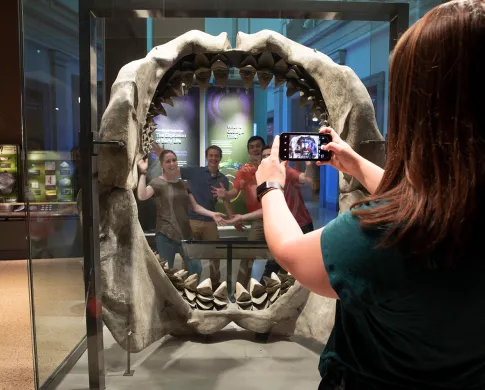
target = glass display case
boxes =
[11,0,443,388]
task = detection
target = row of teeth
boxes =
[160,260,295,311]
[141,52,329,155]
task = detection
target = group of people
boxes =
[137,134,314,289]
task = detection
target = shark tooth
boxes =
[194,68,212,90]
[252,300,270,311]
[263,275,279,288]
[212,60,229,87]
[187,300,196,309]
[184,288,196,302]
[211,53,229,63]
[235,282,251,303]
[274,73,287,87]
[240,55,257,68]
[250,278,268,305]
[168,70,181,82]
[196,299,214,310]
[162,87,178,100]
[285,68,300,79]
[160,260,168,269]
[297,78,311,89]
[174,269,188,280]
[269,288,281,302]
[258,51,275,69]
[196,278,213,296]
[239,65,257,89]
[286,79,300,98]
[271,272,281,283]
[180,70,195,89]
[181,61,193,70]
[300,95,315,107]
[213,297,228,307]
[257,69,273,90]
[162,97,174,107]
[213,281,228,300]
[274,59,288,74]
[197,294,214,303]
[170,82,184,97]
[184,274,198,291]
[290,64,304,77]
[155,104,167,116]
[194,53,210,68]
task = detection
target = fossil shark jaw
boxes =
[97,29,386,352]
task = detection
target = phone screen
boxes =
[279,132,332,161]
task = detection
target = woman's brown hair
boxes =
[352,0,485,267]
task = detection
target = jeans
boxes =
[260,221,314,281]
[155,232,202,280]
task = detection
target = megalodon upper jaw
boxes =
[98,30,232,190]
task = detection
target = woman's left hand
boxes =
[212,212,227,226]
[256,135,286,186]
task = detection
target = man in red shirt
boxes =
[212,136,268,288]
[227,145,315,278]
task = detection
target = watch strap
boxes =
[257,181,284,202]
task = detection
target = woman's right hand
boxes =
[317,127,360,176]
[137,158,148,173]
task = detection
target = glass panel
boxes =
[56,0,442,388]
[20,0,86,387]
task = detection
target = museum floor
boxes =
[56,325,322,390]
[0,258,85,390]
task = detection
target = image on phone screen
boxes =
[279,132,332,161]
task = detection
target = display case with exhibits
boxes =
[0,145,20,203]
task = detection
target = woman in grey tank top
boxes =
[137,150,226,280]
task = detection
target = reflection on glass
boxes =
[21,0,85,386]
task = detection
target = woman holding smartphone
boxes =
[256,1,485,389]
[137,149,226,280]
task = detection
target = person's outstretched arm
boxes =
[256,138,337,298]
[137,159,155,201]
[188,194,227,226]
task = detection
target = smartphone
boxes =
[279,132,332,161]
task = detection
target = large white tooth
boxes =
[174,269,188,280]
[258,51,275,68]
[249,278,268,305]
[213,281,228,301]
[184,274,198,291]
[196,299,214,310]
[270,272,281,283]
[235,282,251,303]
[196,278,213,296]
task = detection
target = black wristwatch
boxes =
[257,181,284,202]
